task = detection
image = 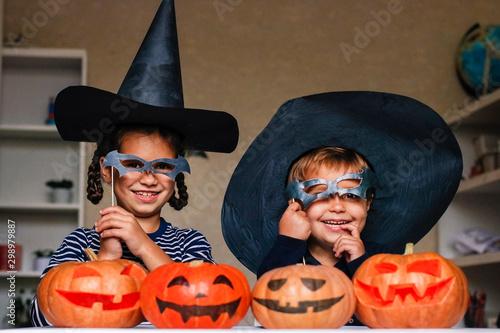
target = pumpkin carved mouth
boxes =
[253,295,344,313]
[156,297,241,323]
[56,290,140,310]
[353,277,454,307]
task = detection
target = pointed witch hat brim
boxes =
[54,85,239,153]
[54,0,238,153]
[221,91,463,274]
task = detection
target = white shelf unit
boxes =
[439,88,500,322]
[0,46,87,327]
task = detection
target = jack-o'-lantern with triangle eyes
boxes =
[251,264,356,328]
[37,255,148,328]
[353,243,469,328]
[140,260,251,328]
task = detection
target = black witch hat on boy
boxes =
[54,0,238,153]
[222,91,462,274]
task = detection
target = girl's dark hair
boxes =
[86,125,188,210]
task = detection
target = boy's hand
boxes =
[278,200,311,240]
[333,223,365,262]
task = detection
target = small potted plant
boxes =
[33,249,54,272]
[45,179,73,203]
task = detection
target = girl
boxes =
[31,0,239,325]
[30,125,216,326]
[91,124,214,267]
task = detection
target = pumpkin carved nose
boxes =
[195,292,207,298]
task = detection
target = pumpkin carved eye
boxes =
[168,276,190,287]
[214,275,233,288]
[267,279,287,291]
[407,259,441,277]
[73,266,102,278]
[301,278,326,291]
[372,262,398,275]
[121,264,148,279]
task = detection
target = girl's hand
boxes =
[97,236,123,260]
[333,223,365,262]
[96,206,151,256]
[278,200,311,240]
[95,206,173,270]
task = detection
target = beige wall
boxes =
[3,0,498,323]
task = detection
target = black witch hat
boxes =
[222,91,462,273]
[54,0,238,153]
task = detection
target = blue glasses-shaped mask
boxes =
[285,168,380,209]
[102,150,190,181]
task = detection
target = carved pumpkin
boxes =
[140,260,251,328]
[251,264,356,328]
[353,243,469,328]
[37,249,148,328]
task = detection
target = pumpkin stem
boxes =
[189,260,205,267]
[85,248,98,261]
[404,243,414,255]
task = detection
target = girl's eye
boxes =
[153,162,175,172]
[121,159,144,169]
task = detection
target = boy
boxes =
[222,91,462,281]
[221,91,462,326]
[257,146,393,278]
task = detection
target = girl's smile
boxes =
[133,190,161,202]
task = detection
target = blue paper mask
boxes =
[102,150,190,180]
[285,168,380,209]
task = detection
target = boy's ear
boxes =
[366,192,374,211]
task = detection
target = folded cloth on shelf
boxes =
[454,228,500,255]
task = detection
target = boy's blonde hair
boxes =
[287,146,371,183]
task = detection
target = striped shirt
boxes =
[30,218,214,327]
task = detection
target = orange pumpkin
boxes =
[251,264,356,328]
[353,243,468,328]
[140,260,251,328]
[37,250,148,328]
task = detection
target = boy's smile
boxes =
[323,219,350,231]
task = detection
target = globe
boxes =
[456,23,500,96]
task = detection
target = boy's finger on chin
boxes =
[333,249,343,258]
